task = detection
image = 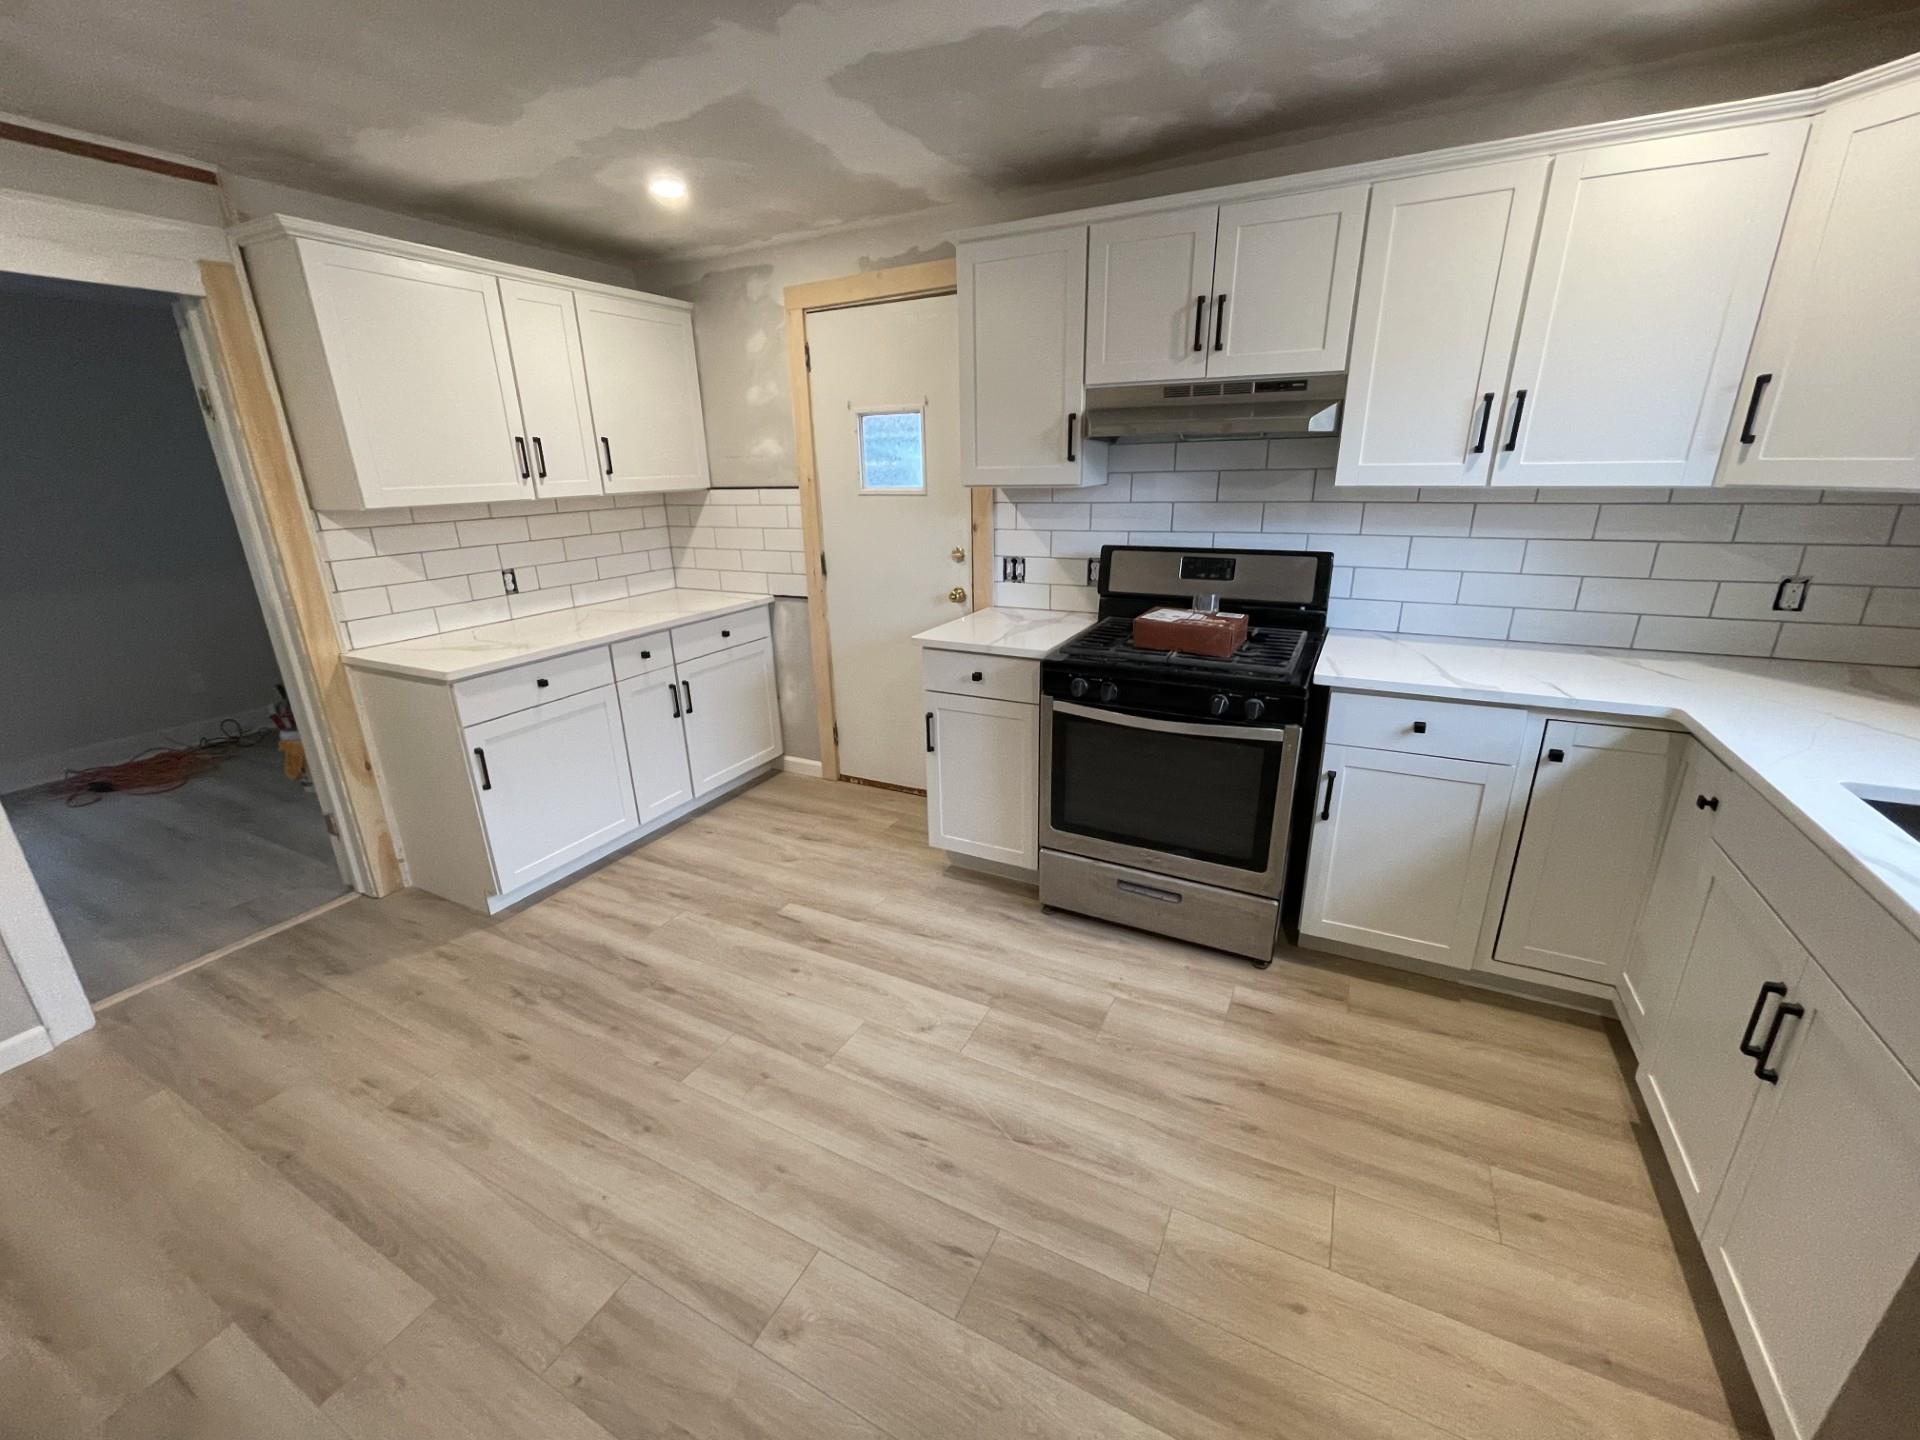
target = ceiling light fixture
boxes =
[647,173,689,203]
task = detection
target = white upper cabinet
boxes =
[1496,122,1807,488]
[1335,158,1549,488]
[1210,186,1368,378]
[1720,76,1920,490]
[958,226,1106,488]
[575,292,711,494]
[498,278,603,500]
[1086,206,1218,385]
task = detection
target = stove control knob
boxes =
[1243,697,1268,722]
[1069,676,1089,699]
[1208,693,1231,717]
[1097,680,1120,704]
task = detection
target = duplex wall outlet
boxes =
[1773,575,1810,612]
[1086,557,1098,586]
[1000,556,1026,584]
[502,567,519,595]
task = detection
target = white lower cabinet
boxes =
[1639,844,1810,1232]
[1494,721,1678,986]
[678,637,783,796]
[920,654,1039,871]
[1299,743,1512,969]
[467,686,639,892]
[616,671,695,822]
[1703,959,1920,1440]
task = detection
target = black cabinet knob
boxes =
[721,629,731,637]
[971,670,983,682]
[536,677,550,689]
[641,649,651,659]
[1411,720,1427,734]
[1546,747,1564,762]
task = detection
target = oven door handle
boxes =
[1051,699,1296,745]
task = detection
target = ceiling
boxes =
[4,0,1917,263]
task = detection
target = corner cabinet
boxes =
[240,216,710,512]
[957,226,1107,488]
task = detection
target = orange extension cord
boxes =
[51,721,269,806]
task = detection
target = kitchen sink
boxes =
[1846,784,1920,842]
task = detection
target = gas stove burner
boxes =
[1053,616,1312,687]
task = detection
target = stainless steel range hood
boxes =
[1084,375,1343,441]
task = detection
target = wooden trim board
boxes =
[784,259,960,783]
[0,119,219,185]
[197,259,403,894]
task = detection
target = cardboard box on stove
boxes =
[1131,607,1249,658]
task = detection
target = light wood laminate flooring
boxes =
[0,773,1768,1439]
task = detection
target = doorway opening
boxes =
[0,272,348,1004]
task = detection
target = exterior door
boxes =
[467,688,639,893]
[615,671,694,823]
[1496,122,1807,488]
[927,692,1037,868]
[575,292,711,493]
[1085,205,1217,385]
[300,239,529,507]
[1639,845,1810,1232]
[1704,961,1920,1440]
[1721,75,1920,490]
[678,639,783,796]
[1210,185,1368,377]
[498,278,603,499]
[810,293,971,790]
[1299,743,1512,969]
[1335,158,1549,487]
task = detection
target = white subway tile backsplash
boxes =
[1773,624,1920,665]
[1471,505,1598,539]
[1129,531,1215,547]
[1311,534,1412,568]
[563,532,622,561]
[1595,505,1738,542]
[1127,472,1220,501]
[997,529,1052,557]
[570,577,630,607]
[455,517,531,547]
[386,577,472,612]
[1011,502,1092,529]
[1735,505,1897,545]
[1399,603,1512,639]
[424,545,503,579]
[372,521,462,554]
[320,527,377,561]
[1091,503,1173,530]
[1051,529,1130,558]
[1523,541,1655,577]
[332,554,427,590]
[1351,569,1461,603]
[1105,443,1176,472]
[1895,508,1920,545]
[433,596,511,630]
[1265,438,1340,469]
[1864,589,1920,627]
[487,498,557,517]
[332,587,391,622]
[346,609,439,648]
[1220,470,1315,501]
[1635,616,1779,656]
[1651,542,1804,580]
[319,507,407,530]
[1457,573,1580,609]
[526,511,594,540]
[1176,440,1268,470]
[507,588,573,618]
[1174,502,1263,531]
[1578,578,1716,616]
[1510,609,1638,647]
[1212,532,1310,551]
[498,538,565,568]
[1713,581,1868,624]
[1362,503,1473,536]
[1265,502,1362,533]
[1328,598,1401,630]
[1801,547,1920,586]
[1408,537,1526,572]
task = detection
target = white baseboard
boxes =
[779,755,824,778]
[0,1024,52,1077]
[0,705,278,796]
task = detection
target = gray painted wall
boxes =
[0,932,38,1042]
[0,286,285,790]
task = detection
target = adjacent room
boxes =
[2,2,1919,1439]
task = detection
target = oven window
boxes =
[1051,710,1282,870]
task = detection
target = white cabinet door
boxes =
[1640,844,1810,1232]
[499,278,603,499]
[924,692,1037,869]
[1495,722,1678,986]
[300,239,530,508]
[1085,206,1218,385]
[1299,743,1512,969]
[1704,961,1920,1440]
[616,670,694,823]
[1496,122,1807,489]
[1335,158,1549,488]
[1210,185,1368,378]
[575,292,711,493]
[467,687,639,894]
[1721,76,1920,490]
[678,638,782,797]
[958,227,1105,488]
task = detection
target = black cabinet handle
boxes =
[681,680,693,714]
[1193,296,1207,353]
[1411,720,1427,734]
[1212,293,1227,352]
[530,436,547,478]
[1696,794,1720,811]
[600,436,614,475]
[513,436,531,480]
[1502,390,1528,452]
[1319,769,1337,821]
[925,711,936,753]
[971,670,983,682]
[668,681,681,719]
[721,629,730,638]
[1739,981,1789,1061]
[535,677,549,689]
[1739,373,1772,446]
[640,649,651,659]
[1066,413,1077,463]
[1754,999,1805,1084]
[1470,392,1495,455]
[473,747,492,791]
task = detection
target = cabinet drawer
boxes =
[454,646,615,727]
[1325,691,1526,764]
[671,606,770,664]
[921,648,1040,705]
[610,632,675,681]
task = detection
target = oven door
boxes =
[1040,698,1301,894]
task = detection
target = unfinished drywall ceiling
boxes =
[4,0,1918,261]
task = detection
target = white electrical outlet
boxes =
[1773,576,1810,612]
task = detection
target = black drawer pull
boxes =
[536,677,550,689]
[1739,981,1789,1061]
[1319,769,1337,821]
[971,671,983,682]
[1696,794,1719,811]
[1546,747,1564,763]
[473,748,492,791]
[1411,720,1427,734]
[721,629,730,638]
[925,711,935,753]
[668,682,681,719]
[1739,373,1772,446]
[1754,999,1805,1084]
[641,649,651,659]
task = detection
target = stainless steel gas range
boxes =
[1037,545,1333,964]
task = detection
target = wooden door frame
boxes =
[784,258,987,782]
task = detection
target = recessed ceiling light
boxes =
[647,173,688,203]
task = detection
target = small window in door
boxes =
[856,408,925,494]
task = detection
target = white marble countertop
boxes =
[343,590,774,681]
[1317,631,1920,942]
[914,607,1095,659]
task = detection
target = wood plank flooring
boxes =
[0,773,1768,1439]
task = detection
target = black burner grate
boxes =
[1056,616,1310,683]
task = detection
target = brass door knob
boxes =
[950,546,966,563]
[948,586,968,604]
